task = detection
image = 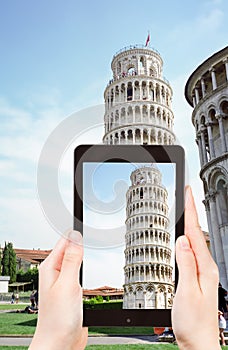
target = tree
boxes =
[95,295,103,303]
[2,242,17,283]
[17,268,39,290]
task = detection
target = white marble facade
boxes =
[185,46,228,290]
[122,166,173,309]
[103,45,175,308]
[103,45,175,146]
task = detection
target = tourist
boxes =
[218,310,226,346]
[218,283,228,317]
[34,290,39,308]
[29,187,221,350]
[17,305,38,314]
[15,292,19,304]
[11,292,15,304]
[30,291,36,307]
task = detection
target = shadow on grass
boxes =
[16,318,37,327]
[88,327,154,336]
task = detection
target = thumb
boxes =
[176,235,198,290]
[59,230,83,285]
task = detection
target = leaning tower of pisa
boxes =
[103,45,175,145]
[102,44,176,308]
[122,165,173,309]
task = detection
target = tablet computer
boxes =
[74,145,185,326]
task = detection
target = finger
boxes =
[176,235,198,291]
[184,186,219,291]
[39,232,70,289]
[59,230,83,285]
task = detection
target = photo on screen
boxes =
[82,162,176,310]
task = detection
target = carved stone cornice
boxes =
[200,152,228,179]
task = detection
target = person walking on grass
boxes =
[15,292,19,304]
[11,292,15,304]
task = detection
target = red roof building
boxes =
[83,286,124,300]
[14,248,52,271]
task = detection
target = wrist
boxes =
[29,328,86,350]
[177,341,221,350]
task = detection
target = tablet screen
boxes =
[74,145,184,326]
[83,162,175,310]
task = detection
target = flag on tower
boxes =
[145,32,150,46]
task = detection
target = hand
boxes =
[172,186,220,350]
[29,230,88,350]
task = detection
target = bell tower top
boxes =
[111,44,163,80]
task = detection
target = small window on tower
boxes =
[140,188,143,199]
[127,87,133,101]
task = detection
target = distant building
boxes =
[0,276,10,293]
[83,286,123,300]
[185,46,228,290]
[14,248,51,271]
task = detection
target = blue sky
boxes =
[0,0,227,249]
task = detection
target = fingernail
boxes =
[179,235,190,250]
[68,230,83,245]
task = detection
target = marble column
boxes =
[201,78,206,97]
[133,129,135,143]
[210,68,217,90]
[224,59,228,81]
[203,196,216,260]
[155,291,158,308]
[139,82,142,100]
[206,121,215,158]
[195,88,200,104]
[208,191,226,284]
[113,89,115,105]
[125,85,127,102]
[144,291,147,308]
[200,128,208,164]
[132,82,135,101]
[192,95,196,108]
[140,106,143,123]
[216,114,227,153]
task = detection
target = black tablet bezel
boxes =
[74,144,185,327]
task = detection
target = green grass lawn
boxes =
[0,348,28,350]
[0,312,227,350]
[0,313,37,336]
[0,312,152,336]
[0,304,29,311]
[88,327,153,336]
